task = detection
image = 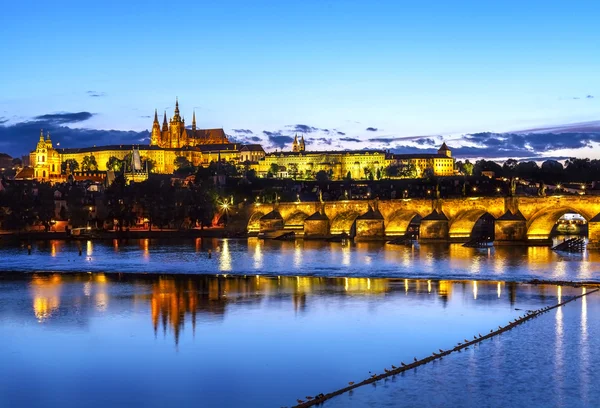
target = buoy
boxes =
[27,244,32,255]
[208,249,212,259]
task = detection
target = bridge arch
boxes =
[330,210,361,235]
[284,211,310,230]
[247,211,265,233]
[527,206,591,240]
[449,209,495,240]
[385,210,422,237]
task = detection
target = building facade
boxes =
[253,140,455,179]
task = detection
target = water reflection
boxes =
[2,273,598,408]
[3,239,599,283]
[10,273,591,345]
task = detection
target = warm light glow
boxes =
[427,280,431,293]
[472,281,478,300]
[497,282,502,298]
[557,285,562,303]
[219,239,232,271]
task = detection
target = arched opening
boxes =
[552,213,587,237]
[471,213,495,241]
[247,211,265,234]
[330,210,360,236]
[385,210,422,239]
[449,209,494,242]
[528,207,589,243]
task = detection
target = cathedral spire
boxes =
[192,110,196,132]
[39,129,44,142]
[162,111,168,131]
[174,97,180,115]
[153,109,159,123]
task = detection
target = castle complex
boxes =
[24,99,455,182]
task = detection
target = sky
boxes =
[1,0,599,161]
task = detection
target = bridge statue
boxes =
[461,182,467,197]
[509,177,517,197]
[319,190,323,203]
[538,181,546,197]
[435,183,441,199]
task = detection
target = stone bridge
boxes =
[241,195,600,246]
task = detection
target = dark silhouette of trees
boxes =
[61,159,79,174]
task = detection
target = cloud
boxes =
[308,137,332,146]
[34,112,94,125]
[287,124,322,134]
[232,129,253,134]
[587,95,594,99]
[0,118,7,125]
[339,137,361,142]
[366,127,378,132]
[337,131,346,136]
[263,131,293,149]
[0,114,149,157]
[86,91,106,97]
[140,115,151,119]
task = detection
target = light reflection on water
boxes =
[324,287,600,408]
[0,273,594,408]
[0,238,598,282]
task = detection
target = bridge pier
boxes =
[587,215,600,248]
[419,210,449,241]
[494,211,527,245]
[303,212,330,239]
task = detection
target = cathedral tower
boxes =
[151,109,161,146]
[292,134,299,152]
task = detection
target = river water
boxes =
[0,239,598,407]
[0,238,598,282]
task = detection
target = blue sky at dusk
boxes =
[1,0,599,160]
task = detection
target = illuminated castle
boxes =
[150,98,229,148]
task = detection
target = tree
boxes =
[315,170,329,183]
[462,160,474,176]
[288,163,299,179]
[269,163,279,177]
[503,159,519,176]
[106,156,123,172]
[514,161,540,180]
[81,155,98,171]
[400,163,417,178]
[174,156,192,170]
[474,159,502,177]
[61,159,79,174]
[345,171,352,181]
[385,165,400,178]
[142,157,156,173]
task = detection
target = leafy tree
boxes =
[474,159,502,177]
[269,163,280,176]
[288,163,299,179]
[61,159,79,174]
[400,163,417,178]
[376,168,382,180]
[345,171,352,181]
[514,161,540,180]
[385,165,400,178]
[106,156,123,172]
[174,156,192,170]
[461,160,474,176]
[315,170,329,183]
[81,155,98,171]
[502,159,519,176]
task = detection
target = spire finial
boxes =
[154,109,158,122]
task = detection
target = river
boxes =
[0,239,598,407]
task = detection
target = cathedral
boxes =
[150,99,229,148]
